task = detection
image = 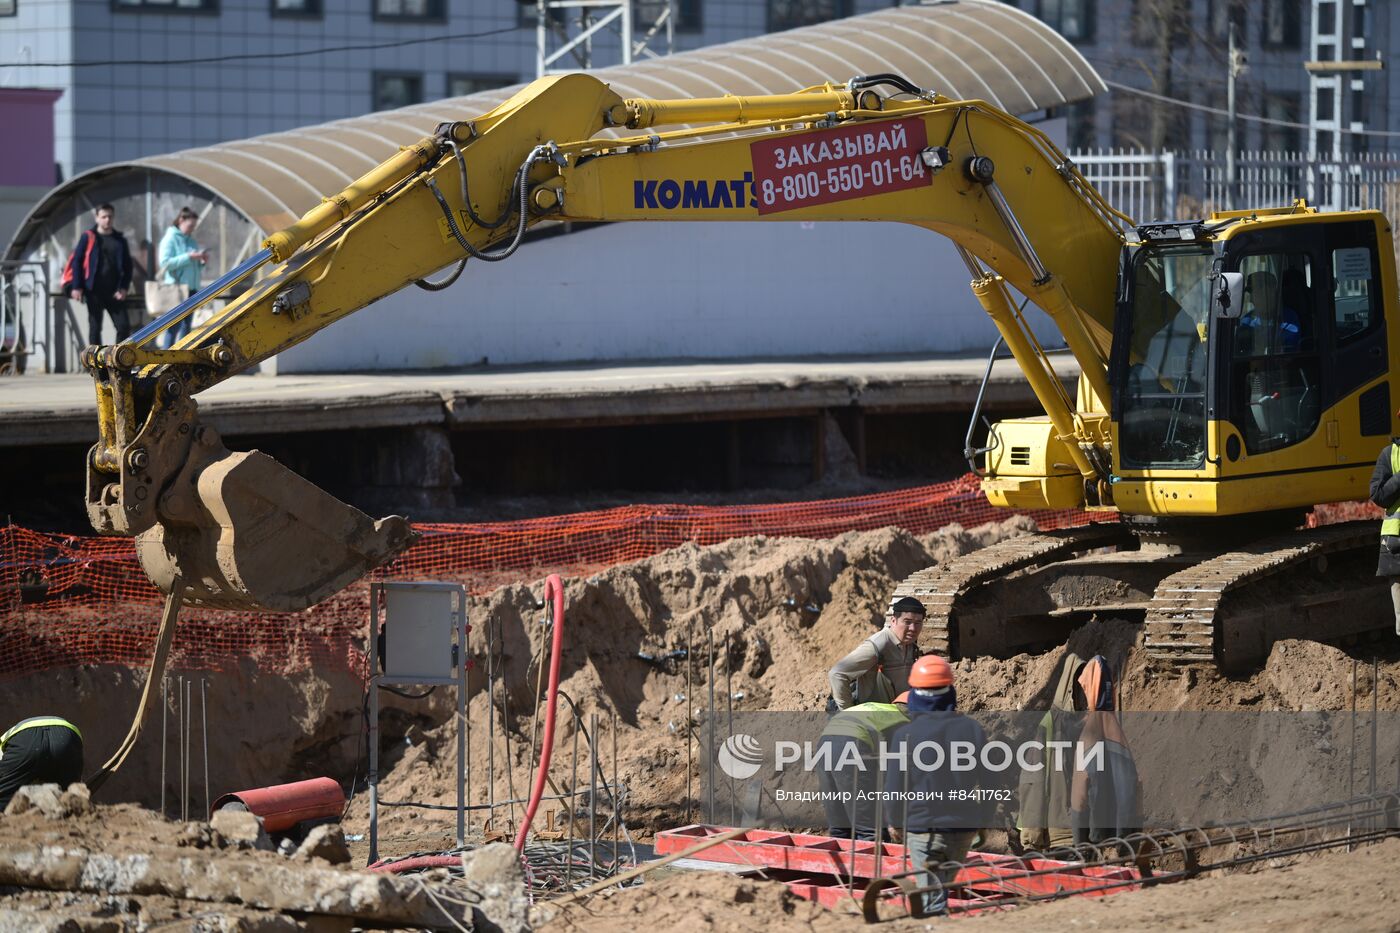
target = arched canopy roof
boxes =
[8,0,1101,259]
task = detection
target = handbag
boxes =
[144,263,189,320]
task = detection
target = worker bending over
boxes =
[827,595,925,710]
[0,716,84,812]
[816,694,910,841]
[883,656,992,916]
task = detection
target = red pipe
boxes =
[211,776,345,833]
[513,573,566,852]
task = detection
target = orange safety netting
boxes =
[27,471,1371,681]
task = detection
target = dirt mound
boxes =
[346,520,1034,842]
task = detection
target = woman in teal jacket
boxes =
[157,206,208,348]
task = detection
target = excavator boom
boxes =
[83,72,1126,613]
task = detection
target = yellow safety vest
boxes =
[821,702,908,749]
[1384,445,1400,536]
[0,717,81,753]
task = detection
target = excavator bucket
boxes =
[136,447,416,612]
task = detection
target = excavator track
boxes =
[1142,520,1379,669]
[892,522,1136,657]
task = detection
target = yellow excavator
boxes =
[83,72,1396,673]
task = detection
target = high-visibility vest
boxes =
[821,702,908,750]
[0,717,82,754]
[1384,445,1400,536]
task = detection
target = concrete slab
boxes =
[0,353,1077,447]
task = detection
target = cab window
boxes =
[1333,245,1377,343]
[1229,252,1321,454]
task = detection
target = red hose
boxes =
[513,573,566,852]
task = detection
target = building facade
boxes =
[2,0,887,181]
[1021,0,1398,155]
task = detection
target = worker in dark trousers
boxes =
[817,697,909,840]
[883,656,993,917]
[0,717,84,811]
[1370,429,1400,636]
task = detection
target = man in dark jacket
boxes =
[883,656,994,916]
[1368,431,1400,635]
[62,203,133,346]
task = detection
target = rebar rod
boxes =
[725,631,734,827]
[201,677,209,819]
[611,708,619,866]
[160,677,168,818]
[589,712,597,874]
[567,701,578,888]
[685,622,693,826]
[706,626,715,825]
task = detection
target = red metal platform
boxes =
[655,825,1142,915]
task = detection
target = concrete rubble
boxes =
[0,792,531,931]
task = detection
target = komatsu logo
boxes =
[634,172,755,210]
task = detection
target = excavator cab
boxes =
[1108,207,1395,518]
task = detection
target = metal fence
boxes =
[0,261,84,376]
[1070,147,1400,230]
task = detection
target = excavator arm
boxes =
[84,71,1128,612]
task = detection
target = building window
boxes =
[1208,0,1245,43]
[446,74,516,98]
[636,0,702,33]
[1262,0,1301,49]
[272,0,320,15]
[373,0,443,21]
[0,0,15,17]
[374,72,423,111]
[767,0,852,33]
[1036,0,1094,42]
[1262,93,1300,151]
[114,0,217,10]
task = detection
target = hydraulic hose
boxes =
[513,573,566,852]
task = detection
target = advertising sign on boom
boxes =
[749,119,933,216]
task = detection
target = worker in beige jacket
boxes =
[826,595,925,711]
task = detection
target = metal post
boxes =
[567,702,579,886]
[1226,22,1239,209]
[685,623,693,826]
[589,712,598,874]
[457,591,466,849]
[160,677,168,818]
[611,708,619,865]
[201,677,209,819]
[1371,657,1379,802]
[178,674,186,822]
[184,676,192,823]
[707,626,716,825]
[368,584,381,865]
[488,616,496,827]
[873,747,884,883]
[726,632,734,827]
[1350,657,1357,849]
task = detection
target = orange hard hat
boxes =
[909,654,953,689]
[893,691,910,705]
